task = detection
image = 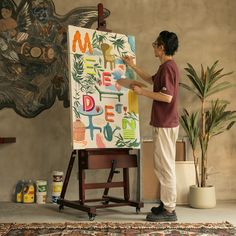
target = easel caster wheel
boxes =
[102,200,109,205]
[59,205,64,211]
[136,207,141,214]
[88,213,96,221]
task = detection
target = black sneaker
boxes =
[151,201,164,214]
[146,210,177,222]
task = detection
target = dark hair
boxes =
[155,31,179,56]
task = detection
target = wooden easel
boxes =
[57,3,143,221]
[58,148,143,220]
[97,3,112,32]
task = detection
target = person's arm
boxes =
[122,56,153,84]
[132,85,173,103]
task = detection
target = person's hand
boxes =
[131,85,143,95]
[122,55,135,68]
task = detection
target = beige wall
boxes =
[0,0,236,202]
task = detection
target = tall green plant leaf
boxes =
[206,82,234,97]
[179,83,202,99]
[180,109,200,149]
[180,61,235,187]
[205,100,236,137]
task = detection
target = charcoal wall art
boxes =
[0,0,109,117]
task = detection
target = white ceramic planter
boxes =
[189,185,216,209]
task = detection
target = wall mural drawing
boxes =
[0,0,109,117]
[68,25,140,149]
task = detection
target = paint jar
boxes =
[36,180,47,204]
[52,171,63,204]
[23,180,35,204]
[15,180,25,203]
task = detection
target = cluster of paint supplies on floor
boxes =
[14,171,63,204]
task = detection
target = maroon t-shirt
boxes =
[150,60,179,128]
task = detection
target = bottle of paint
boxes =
[15,180,25,203]
[23,180,35,204]
[52,171,63,204]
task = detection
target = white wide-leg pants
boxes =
[153,126,179,212]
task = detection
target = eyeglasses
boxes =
[152,41,159,47]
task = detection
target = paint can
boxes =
[36,180,47,204]
[52,171,63,204]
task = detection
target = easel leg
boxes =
[123,168,130,201]
[78,153,86,204]
[59,150,76,209]
[60,150,77,199]
[103,171,114,197]
[103,160,119,198]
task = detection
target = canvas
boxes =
[67,25,140,149]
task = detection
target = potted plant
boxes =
[180,61,236,208]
